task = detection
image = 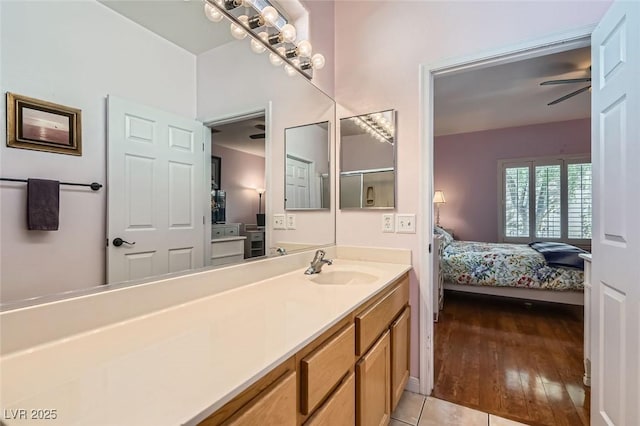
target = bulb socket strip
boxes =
[205,0,314,80]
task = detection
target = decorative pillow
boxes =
[434,226,454,247]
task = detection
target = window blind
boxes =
[567,163,592,239]
[535,164,561,238]
[504,166,529,237]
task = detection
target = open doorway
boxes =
[206,112,267,267]
[421,30,590,424]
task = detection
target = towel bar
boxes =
[0,178,102,191]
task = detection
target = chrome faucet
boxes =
[304,250,333,274]
[276,247,287,256]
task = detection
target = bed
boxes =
[434,227,585,307]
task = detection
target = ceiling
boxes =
[100,0,234,54]
[211,118,267,158]
[434,47,591,137]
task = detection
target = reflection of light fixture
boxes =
[256,188,266,227]
[203,0,325,80]
[350,113,394,144]
[256,188,265,213]
[433,190,446,225]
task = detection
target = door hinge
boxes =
[106,238,109,247]
[202,143,205,151]
[428,243,432,253]
[203,216,205,225]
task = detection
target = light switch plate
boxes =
[286,214,296,230]
[396,214,416,233]
[382,214,395,233]
[273,214,286,230]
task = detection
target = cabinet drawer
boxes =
[224,227,238,237]
[247,232,263,241]
[212,228,225,238]
[211,240,244,257]
[300,324,355,415]
[355,276,409,355]
[224,371,297,426]
[304,373,355,426]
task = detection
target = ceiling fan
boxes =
[540,66,591,106]
[250,124,265,140]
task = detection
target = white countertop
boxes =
[0,258,411,426]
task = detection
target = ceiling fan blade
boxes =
[211,128,221,133]
[249,133,265,139]
[254,124,265,131]
[547,85,591,106]
[540,77,592,86]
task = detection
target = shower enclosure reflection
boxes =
[340,110,396,209]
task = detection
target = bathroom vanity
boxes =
[0,247,412,426]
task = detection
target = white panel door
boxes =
[286,156,310,208]
[591,1,640,425]
[107,96,205,283]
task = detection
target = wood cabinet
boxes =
[224,371,297,426]
[300,324,355,414]
[356,331,391,426]
[199,272,410,426]
[305,373,355,426]
[390,306,410,411]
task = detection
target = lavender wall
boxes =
[434,118,591,242]
[212,145,265,226]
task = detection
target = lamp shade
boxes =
[433,190,446,204]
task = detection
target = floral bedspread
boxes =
[441,241,584,291]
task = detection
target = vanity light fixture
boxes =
[350,115,394,144]
[203,0,325,79]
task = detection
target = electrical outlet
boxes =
[396,214,416,233]
[286,214,296,230]
[382,213,395,233]
[273,214,286,230]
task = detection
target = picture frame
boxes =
[211,155,221,190]
[6,92,82,156]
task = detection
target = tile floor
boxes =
[391,391,529,426]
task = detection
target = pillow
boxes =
[528,241,588,269]
[434,226,454,247]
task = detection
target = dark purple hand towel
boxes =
[27,178,60,231]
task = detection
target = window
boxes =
[500,156,591,243]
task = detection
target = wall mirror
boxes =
[0,0,335,308]
[285,121,330,210]
[340,110,396,209]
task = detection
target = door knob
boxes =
[112,238,136,247]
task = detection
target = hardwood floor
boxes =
[433,291,589,426]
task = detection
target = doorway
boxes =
[419,26,594,400]
[205,111,267,266]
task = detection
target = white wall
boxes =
[334,0,612,377]
[0,1,196,302]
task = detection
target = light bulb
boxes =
[291,58,300,68]
[230,15,248,40]
[204,3,224,22]
[285,64,296,77]
[280,24,296,43]
[250,38,266,54]
[296,40,312,57]
[311,53,325,70]
[261,6,279,26]
[269,47,285,67]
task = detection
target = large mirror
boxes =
[340,110,396,209]
[0,0,335,307]
[285,121,331,210]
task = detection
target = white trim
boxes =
[405,376,421,394]
[418,25,593,397]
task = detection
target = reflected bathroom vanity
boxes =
[339,110,396,209]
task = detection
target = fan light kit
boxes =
[540,66,591,106]
[204,0,325,80]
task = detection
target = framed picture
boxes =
[6,92,82,156]
[211,155,221,190]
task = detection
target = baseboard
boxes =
[405,376,421,393]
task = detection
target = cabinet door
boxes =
[356,331,391,426]
[305,373,355,426]
[390,306,410,411]
[225,371,297,426]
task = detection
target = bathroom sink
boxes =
[308,270,378,285]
